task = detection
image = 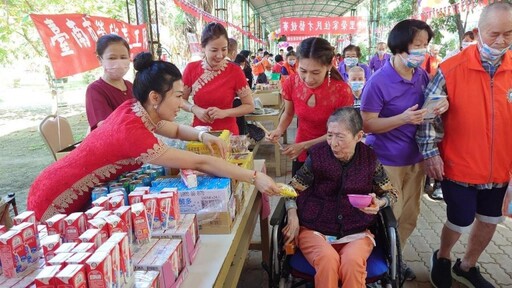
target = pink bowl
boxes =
[347,194,372,208]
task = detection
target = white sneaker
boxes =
[431,188,443,200]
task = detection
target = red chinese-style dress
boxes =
[282,74,354,162]
[28,100,169,221]
[182,59,252,135]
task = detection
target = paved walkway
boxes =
[237,122,512,288]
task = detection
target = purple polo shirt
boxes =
[337,60,372,82]
[369,53,391,73]
[360,60,429,166]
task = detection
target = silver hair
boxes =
[327,107,363,136]
[478,2,512,29]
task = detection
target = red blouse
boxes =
[28,100,169,221]
[282,74,353,161]
[183,60,252,135]
[85,78,134,130]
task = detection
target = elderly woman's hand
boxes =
[400,104,427,125]
[254,172,280,196]
[433,97,449,115]
[282,143,306,160]
[360,193,385,215]
[282,209,300,244]
[202,133,228,159]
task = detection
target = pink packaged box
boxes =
[56,264,87,288]
[134,270,160,288]
[180,169,197,188]
[107,232,133,283]
[64,213,86,243]
[34,265,61,288]
[78,229,102,249]
[13,211,37,225]
[87,218,109,245]
[71,243,95,254]
[48,252,74,267]
[94,210,112,219]
[143,194,161,230]
[55,242,77,254]
[113,206,133,244]
[12,221,41,264]
[41,234,62,263]
[46,214,66,236]
[84,207,103,220]
[104,214,127,237]
[174,214,200,266]
[0,229,28,277]
[85,252,113,288]
[149,239,185,288]
[158,190,180,230]
[66,253,91,265]
[92,196,110,210]
[109,196,124,211]
[97,241,121,287]
[131,202,151,244]
[128,190,146,205]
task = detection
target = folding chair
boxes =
[38,115,75,161]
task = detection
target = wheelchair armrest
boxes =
[379,206,397,229]
[270,198,287,226]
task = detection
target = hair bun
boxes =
[133,52,154,71]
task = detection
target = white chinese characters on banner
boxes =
[280,17,365,36]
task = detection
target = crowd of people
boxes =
[27,2,512,288]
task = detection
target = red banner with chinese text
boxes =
[280,17,366,36]
[30,14,148,78]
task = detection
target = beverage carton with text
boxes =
[158,191,180,230]
[131,203,151,244]
[85,252,112,288]
[84,207,104,220]
[113,206,133,244]
[12,221,41,264]
[87,218,109,245]
[64,213,86,243]
[104,214,127,237]
[71,243,95,254]
[78,229,102,249]
[92,196,110,210]
[96,241,121,287]
[143,194,161,230]
[55,264,87,288]
[48,252,74,267]
[0,229,28,277]
[13,211,36,225]
[55,242,77,254]
[109,196,124,210]
[128,190,146,205]
[41,234,62,263]
[34,265,61,288]
[107,232,132,283]
[45,214,66,236]
[66,252,91,265]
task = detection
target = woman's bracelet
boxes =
[190,104,196,113]
[198,131,206,143]
[250,170,257,185]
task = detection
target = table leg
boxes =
[260,215,270,268]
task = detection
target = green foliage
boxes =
[380,0,413,28]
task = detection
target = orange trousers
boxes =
[297,227,374,288]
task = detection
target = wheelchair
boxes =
[265,198,403,288]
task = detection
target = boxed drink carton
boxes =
[41,234,62,263]
[151,239,185,288]
[64,213,86,243]
[78,229,101,249]
[128,190,146,205]
[175,214,199,266]
[131,203,151,244]
[134,270,159,288]
[48,252,74,267]
[92,196,110,210]
[0,229,28,277]
[158,191,180,230]
[108,191,125,199]
[55,264,87,288]
[34,265,61,287]
[85,252,112,288]
[13,211,36,225]
[84,207,104,220]
[46,214,66,236]
[96,241,121,287]
[12,221,40,264]
[142,194,161,230]
[66,253,91,265]
[87,218,109,245]
[55,242,77,254]
[107,233,132,284]
[131,239,157,265]
[113,206,133,244]
[104,215,127,237]
[180,169,197,188]
[132,186,150,194]
[71,243,95,254]
[94,211,112,219]
[109,196,124,210]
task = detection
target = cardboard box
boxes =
[41,234,62,263]
[85,252,112,288]
[35,265,61,287]
[55,264,87,288]
[0,229,29,277]
[197,195,237,234]
[134,270,159,288]
[46,214,66,236]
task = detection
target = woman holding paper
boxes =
[27,52,280,221]
[359,19,447,280]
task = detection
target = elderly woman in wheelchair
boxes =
[279,107,399,287]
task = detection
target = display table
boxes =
[245,112,282,177]
[182,160,269,288]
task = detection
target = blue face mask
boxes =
[478,31,510,63]
[349,81,365,92]
[399,48,426,68]
[344,57,359,68]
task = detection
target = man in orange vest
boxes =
[417,3,512,287]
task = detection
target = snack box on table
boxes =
[133,239,186,288]
[185,130,231,158]
[151,176,236,234]
[151,214,200,266]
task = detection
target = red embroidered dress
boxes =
[28,100,169,221]
[281,74,353,162]
[182,59,252,134]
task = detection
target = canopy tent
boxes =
[248,0,364,32]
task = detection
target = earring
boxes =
[328,69,331,86]
[153,105,158,110]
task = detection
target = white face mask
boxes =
[399,48,427,68]
[288,60,296,66]
[344,57,359,68]
[461,41,476,49]
[102,59,130,80]
[377,50,386,56]
[349,81,365,92]
[477,31,510,63]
